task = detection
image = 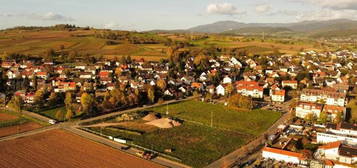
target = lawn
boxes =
[87,100,281,167]
[147,100,281,135]
[90,122,250,167]
[35,106,82,121]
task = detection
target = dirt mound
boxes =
[145,118,181,129]
[142,113,159,121]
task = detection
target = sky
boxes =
[1,0,357,31]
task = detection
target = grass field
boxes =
[88,100,281,167]
[33,106,83,122]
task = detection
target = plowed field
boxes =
[0,129,164,168]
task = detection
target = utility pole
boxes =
[210,111,213,128]
[166,102,169,115]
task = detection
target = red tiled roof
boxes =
[282,80,297,84]
[323,105,345,114]
[324,160,334,166]
[319,141,341,150]
[263,147,306,160]
[273,90,285,96]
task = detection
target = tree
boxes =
[225,84,234,97]
[319,111,328,123]
[227,94,253,110]
[147,86,155,104]
[334,112,342,124]
[55,110,64,121]
[48,92,58,106]
[8,95,22,113]
[80,92,95,116]
[65,108,74,120]
[305,113,314,122]
[64,92,72,109]
[156,79,167,91]
[33,88,46,106]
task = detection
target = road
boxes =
[205,99,295,168]
[0,97,197,168]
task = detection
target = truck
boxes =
[48,119,57,125]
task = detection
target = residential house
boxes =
[262,147,307,165]
[236,81,264,98]
[300,89,346,107]
[282,80,298,89]
[271,90,285,102]
[216,85,225,96]
[322,105,347,122]
[295,102,323,119]
[316,141,357,166]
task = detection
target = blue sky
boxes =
[1,0,357,30]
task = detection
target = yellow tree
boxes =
[157,79,167,91]
[80,93,95,116]
[8,95,22,113]
[65,108,74,120]
[147,87,155,104]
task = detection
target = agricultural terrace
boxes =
[0,129,164,168]
[87,100,281,167]
[0,110,43,137]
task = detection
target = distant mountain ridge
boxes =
[146,19,357,37]
[187,19,357,34]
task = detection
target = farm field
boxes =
[87,100,281,167]
[0,29,168,61]
[0,129,164,168]
[191,36,324,55]
[0,110,42,137]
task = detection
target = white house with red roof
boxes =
[236,81,263,98]
[36,71,49,80]
[282,80,298,89]
[322,105,347,122]
[262,147,307,165]
[316,141,357,167]
[295,102,323,119]
[271,90,285,102]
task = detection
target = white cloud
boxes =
[296,0,357,10]
[103,22,121,29]
[206,3,245,16]
[255,4,272,14]
[39,12,74,21]
[0,12,74,21]
[296,9,357,21]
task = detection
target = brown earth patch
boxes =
[0,129,164,168]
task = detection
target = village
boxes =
[0,48,356,168]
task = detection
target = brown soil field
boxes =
[0,113,18,121]
[0,122,41,137]
[88,121,158,133]
[0,129,164,168]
